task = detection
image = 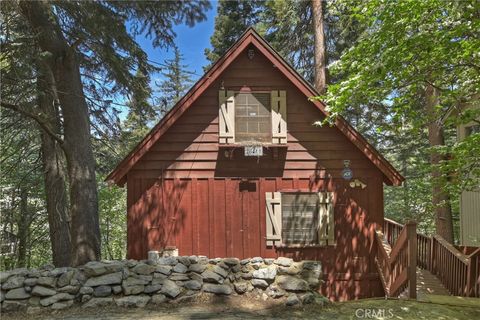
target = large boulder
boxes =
[24,278,38,287]
[172,263,188,274]
[157,257,177,266]
[122,277,149,286]
[57,285,80,294]
[39,293,74,307]
[144,284,162,294]
[83,261,108,277]
[251,279,269,288]
[201,270,224,284]
[36,277,56,288]
[212,265,228,278]
[132,263,155,275]
[276,275,309,292]
[183,280,202,291]
[122,284,144,296]
[2,276,25,290]
[203,284,232,295]
[274,257,293,267]
[177,257,191,267]
[160,279,181,298]
[169,273,189,281]
[252,265,277,280]
[84,272,122,287]
[188,264,207,274]
[5,287,30,300]
[0,271,11,284]
[57,270,75,287]
[155,265,172,275]
[223,258,240,266]
[79,286,94,295]
[31,286,56,297]
[93,285,111,297]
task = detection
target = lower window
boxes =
[281,193,320,245]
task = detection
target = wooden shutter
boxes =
[317,192,335,245]
[271,90,287,144]
[219,90,235,144]
[265,192,282,246]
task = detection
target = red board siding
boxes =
[125,47,386,300]
[127,176,384,300]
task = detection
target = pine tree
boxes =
[205,0,265,66]
[4,0,211,265]
[158,45,194,111]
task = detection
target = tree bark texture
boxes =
[425,83,454,243]
[312,0,327,94]
[37,65,72,267]
[20,1,101,265]
[16,187,29,268]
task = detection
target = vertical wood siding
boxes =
[126,46,386,300]
[460,190,480,246]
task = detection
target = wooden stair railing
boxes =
[383,218,480,298]
[374,221,417,299]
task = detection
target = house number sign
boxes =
[244,146,263,157]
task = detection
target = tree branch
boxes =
[0,101,64,146]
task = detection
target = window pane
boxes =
[235,93,271,143]
[281,193,319,245]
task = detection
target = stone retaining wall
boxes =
[0,256,323,312]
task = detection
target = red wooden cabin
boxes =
[107,29,404,301]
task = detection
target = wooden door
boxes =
[240,179,261,259]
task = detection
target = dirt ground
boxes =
[2,295,479,320]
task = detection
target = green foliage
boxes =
[157,44,194,110]
[1,1,211,267]
[205,0,265,67]
[321,0,479,235]
[98,177,127,260]
[0,110,51,269]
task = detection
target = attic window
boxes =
[234,92,272,143]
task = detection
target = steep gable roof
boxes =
[107,28,404,186]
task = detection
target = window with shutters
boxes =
[218,90,286,145]
[266,192,334,246]
[281,193,319,245]
[234,92,272,143]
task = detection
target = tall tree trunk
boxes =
[20,1,101,265]
[37,65,72,267]
[425,83,454,243]
[16,187,28,268]
[312,0,327,94]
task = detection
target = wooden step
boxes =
[399,268,450,299]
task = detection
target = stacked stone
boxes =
[0,256,322,312]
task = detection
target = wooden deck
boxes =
[382,218,480,299]
[414,268,450,299]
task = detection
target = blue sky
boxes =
[135,3,218,84]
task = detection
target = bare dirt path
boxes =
[2,296,479,320]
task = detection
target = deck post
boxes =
[406,221,417,299]
[429,236,435,272]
